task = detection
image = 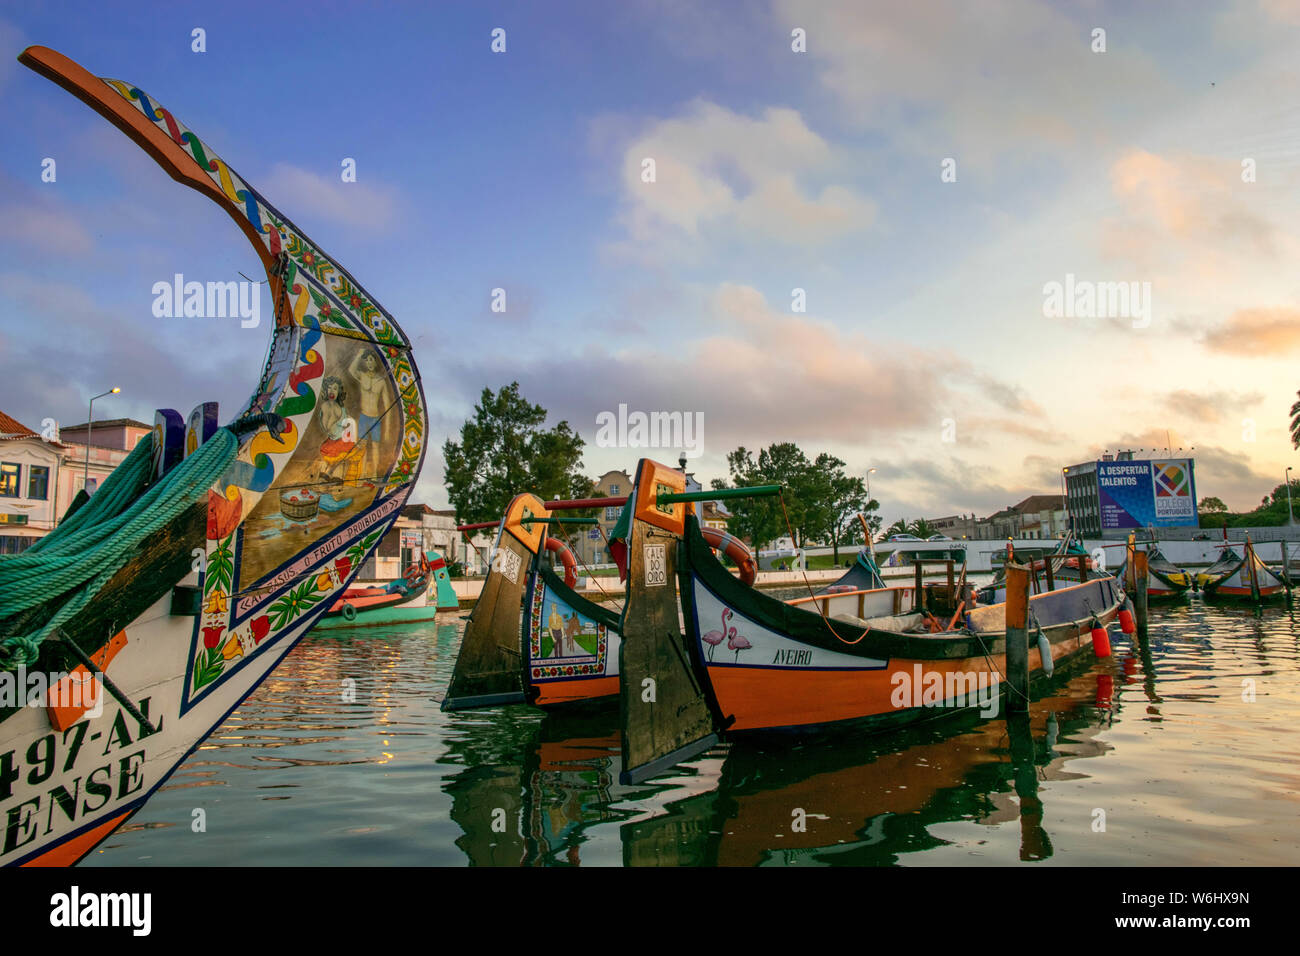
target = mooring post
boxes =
[1133,549,1149,637]
[1004,562,1030,716]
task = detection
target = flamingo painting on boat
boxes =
[702,608,732,661]
[728,625,753,662]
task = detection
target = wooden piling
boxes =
[1282,539,1293,597]
[1246,537,1261,603]
[1004,562,1031,715]
[1133,549,1149,636]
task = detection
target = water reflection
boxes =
[84,598,1300,867]
[441,660,1124,866]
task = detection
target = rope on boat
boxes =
[777,492,868,645]
[565,521,623,611]
[0,427,238,668]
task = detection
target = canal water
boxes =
[82,598,1300,866]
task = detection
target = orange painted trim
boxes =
[532,675,619,708]
[47,630,128,731]
[633,459,686,535]
[503,493,550,554]
[20,811,132,867]
[17,49,280,316]
[707,627,1094,732]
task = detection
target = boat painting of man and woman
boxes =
[0,5,1296,915]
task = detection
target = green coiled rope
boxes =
[0,427,239,669]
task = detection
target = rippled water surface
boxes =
[83,598,1300,866]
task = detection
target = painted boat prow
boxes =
[442,494,551,710]
[0,47,427,866]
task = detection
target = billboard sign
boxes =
[1097,459,1197,529]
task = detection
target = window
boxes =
[27,465,49,500]
[609,484,620,495]
[0,463,18,497]
[0,534,33,554]
[604,506,620,521]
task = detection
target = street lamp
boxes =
[1062,467,1070,536]
[1287,466,1295,527]
[83,387,121,491]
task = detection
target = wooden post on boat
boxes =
[1004,562,1031,716]
[914,557,923,611]
[1133,549,1149,637]
[1246,536,1261,603]
[1282,538,1293,597]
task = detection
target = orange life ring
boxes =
[701,527,758,586]
[545,536,579,589]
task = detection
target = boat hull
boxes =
[525,565,622,709]
[687,572,1117,733]
[1,585,321,866]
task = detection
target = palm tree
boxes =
[908,518,937,538]
[881,518,909,541]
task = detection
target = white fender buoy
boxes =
[1037,628,1054,677]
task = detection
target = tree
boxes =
[1199,496,1228,514]
[1290,389,1300,449]
[908,518,938,539]
[881,518,910,541]
[720,444,810,552]
[442,383,589,525]
[803,453,874,562]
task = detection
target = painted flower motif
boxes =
[302,252,316,266]
[350,294,362,308]
[202,626,225,649]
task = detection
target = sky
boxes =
[1,0,1299,524]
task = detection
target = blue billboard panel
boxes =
[1097,459,1197,529]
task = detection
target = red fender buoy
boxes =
[1091,623,1111,658]
[1095,672,1113,706]
[545,536,579,589]
[701,527,758,586]
[1118,606,1136,635]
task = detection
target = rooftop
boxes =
[0,410,37,439]
[61,418,153,431]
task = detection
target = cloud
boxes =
[974,375,1044,416]
[612,100,875,254]
[1099,150,1278,273]
[1162,388,1263,423]
[256,163,401,233]
[1201,307,1300,355]
[441,283,949,462]
[0,200,95,256]
[775,0,1169,167]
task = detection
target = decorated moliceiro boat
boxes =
[1114,539,1193,600]
[443,494,624,710]
[444,488,855,712]
[0,47,426,865]
[616,458,1126,784]
[314,549,459,628]
[1195,537,1286,600]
